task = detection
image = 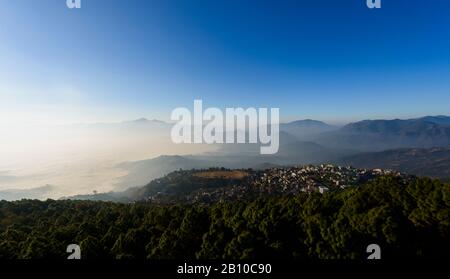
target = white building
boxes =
[318,186,329,194]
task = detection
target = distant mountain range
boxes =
[280,119,337,139]
[78,117,172,135]
[4,115,450,201]
[109,115,450,191]
[312,116,450,151]
[338,147,450,182]
[83,115,450,152]
[420,115,450,125]
[72,115,450,152]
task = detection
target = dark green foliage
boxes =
[0,176,448,259]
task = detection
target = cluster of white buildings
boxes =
[146,165,408,204]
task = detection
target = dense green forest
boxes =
[0,176,449,259]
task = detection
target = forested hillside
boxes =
[0,176,449,259]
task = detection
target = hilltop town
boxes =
[140,165,414,205]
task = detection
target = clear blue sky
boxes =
[1,0,450,125]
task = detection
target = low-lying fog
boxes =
[0,119,215,200]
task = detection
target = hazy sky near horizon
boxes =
[1,0,450,125]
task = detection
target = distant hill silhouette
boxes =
[113,155,216,191]
[0,185,56,201]
[339,147,450,181]
[314,116,450,151]
[280,119,337,139]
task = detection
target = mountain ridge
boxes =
[338,147,450,182]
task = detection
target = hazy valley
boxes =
[1,115,450,201]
